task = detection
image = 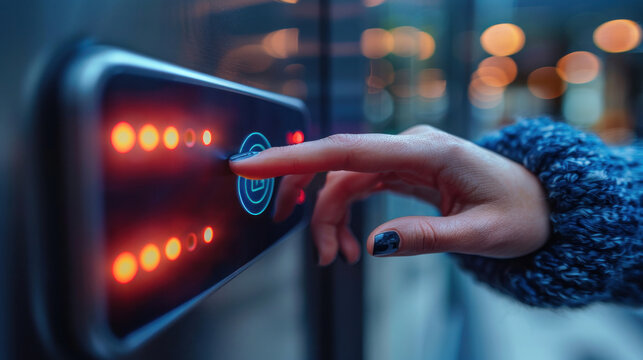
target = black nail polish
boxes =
[229,151,259,162]
[373,231,400,256]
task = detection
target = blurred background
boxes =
[1,0,642,359]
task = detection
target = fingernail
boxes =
[373,231,399,256]
[229,151,259,162]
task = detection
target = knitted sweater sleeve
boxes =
[455,117,642,308]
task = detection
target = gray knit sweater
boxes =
[456,118,642,307]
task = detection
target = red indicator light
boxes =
[165,237,182,260]
[140,244,161,272]
[292,130,304,144]
[186,233,197,251]
[184,129,196,148]
[202,130,212,146]
[163,126,180,150]
[113,252,138,284]
[111,122,136,153]
[296,189,306,204]
[139,124,159,151]
[203,226,214,243]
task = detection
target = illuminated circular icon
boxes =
[236,132,274,216]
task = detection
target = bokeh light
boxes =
[390,27,435,59]
[365,59,395,89]
[263,28,299,59]
[477,56,517,87]
[361,28,394,59]
[593,19,642,53]
[417,69,447,99]
[556,51,601,84]
[469,77,504,109]
[139,124,159,152]
[111,122,136,153]
[363,0,385,7]
[418,31,436,60]
[527,66,567,99]
[480,23,525,56]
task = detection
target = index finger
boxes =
[229,132,451,179]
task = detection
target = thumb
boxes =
[366,213,489,257]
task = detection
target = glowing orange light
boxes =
[111,122,136,153]
[360,28,394,59]
[163,126,180,150]
[165,237,181,260]
[594,19,642,53]
[527,67,566,99]
[480,23,525,56]
[417,69,447,99]
[139,124,159,151]
[202,130,212,146]
[113,252,137,284]
[292,130,304,144]
[186,233,197,251]
[140,244,161,272]
[363,0,385,7]
[418,31,436,60]
[184,129,196,148]
[477,56,518,87]
[391,26,420,57]
[262,28,299,59]
[203,226,214,244]
[296,189,306,204]
[556,51,601,84]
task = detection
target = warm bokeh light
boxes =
[360,28,394,59]
[165,237,182,260]
[593,19,642,53]
[278,0,298,3]
[186,233,197,251]
[418,31,436,60]
[113,252,137,284]
[296,189,306,204]
[391,26,420,57]
[469,77,504,109]
[528,66,567,99]
[417,69,447,99]
[163,126,179,150]
[480,23,525,56]
[477,56,517,87]
[556,51,601,84]
[184,128,196,147]
[292,130,304,144]
[140,244,161,272]
[139,124,159,151]
[263,28,299,59]
[203,226,214,244]
[202,130,212,145]
[111,122,136,153]
[366,59,395,89]
[363,0,385,7]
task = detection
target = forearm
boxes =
[455,118,642,307]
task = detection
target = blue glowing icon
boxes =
[237,132,274,215]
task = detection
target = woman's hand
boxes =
[229,125,550,265]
